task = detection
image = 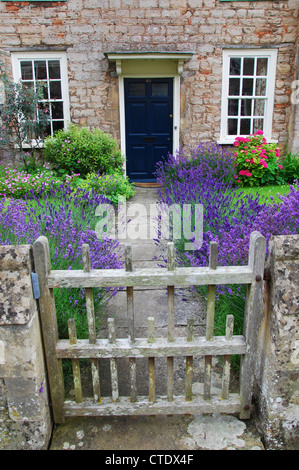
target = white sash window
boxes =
[219,49,277,143]
[11,51,70,137]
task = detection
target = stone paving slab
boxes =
[50,414,265,451]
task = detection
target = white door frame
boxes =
[105,53,193,176]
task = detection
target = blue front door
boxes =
[125,78,173,181]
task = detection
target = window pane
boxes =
[228,99,239,116]
[48,60,61,79]
[152,83,168,96]
[254,99,265,116]
[129,83,145,96]
[241,99,252,116]
[53,121,64,133]
[229,58,241,76]
[36,82,49,100]
[240,118,251,135]
[229,78,240,96]
[255,78,267,96]
[253,118,264,133]
[228,118,238,135]
[50,81,62,100]
[257,58,268,76]
[34,61,47,80]
[242,78,254,96]
[21,61,33,80]
[243,58,254,76]
[51,102,64,120]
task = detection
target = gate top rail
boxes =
[47,265,255,289]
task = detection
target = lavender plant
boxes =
[155,145,299,342]
[0,183,123,338]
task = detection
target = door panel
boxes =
[125,78,173,181]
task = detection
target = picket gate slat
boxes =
[34,231,266,423]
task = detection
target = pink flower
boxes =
[278,165,283,169]
[254,130,264,135]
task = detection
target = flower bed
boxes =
[0,182,123,339]
[155,142,299,340]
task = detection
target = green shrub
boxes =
[280,152,299,183]
[78,172,135,205]
[43,124,124,177]
[233,131,285,187]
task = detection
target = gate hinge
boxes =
[31,272,40,300]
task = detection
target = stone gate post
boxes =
[0,245,52,450]
[253,234,299,450]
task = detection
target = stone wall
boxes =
[0,245,52,450]
[253,235,299,450]
[0,0,298,152]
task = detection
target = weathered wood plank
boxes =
[63,394,242,417]
[81,244,96,344]
[206,242,217,341]
[204,355,212,400]
[222,315,234,400]
[239,231,266,419]
[32,236,65,424]
[167,357,174,401]
[47,265,255,289]
[108,318,119,402]
[82,244,100,402]
[129,358,137,403]
[56,335,246,358]
[68,319,83,404]
[125,245,135,343]
[185,319,194,401]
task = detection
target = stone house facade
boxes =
[0,0,298,181]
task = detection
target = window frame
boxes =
[11,51,70,139]
[219,48,278,144]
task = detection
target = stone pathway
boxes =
[49,187,265,451]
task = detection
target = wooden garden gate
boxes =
[33,231,266,424]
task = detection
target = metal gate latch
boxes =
[31,272,40,300]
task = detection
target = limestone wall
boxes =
[0,0,298,152]
[0,245,52,450]
[254,235,299,450]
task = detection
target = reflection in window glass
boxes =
[48,60,61,79]
[255,78,267,96]
[228,118,238,135]
[254,99,265,117]
[229,78,240,96]
[34,61,47,80]
[257,58,268,76]
[228,99,239,116]
[243,58,254,76]
[229,58,241,76]
[253,118,264,133]
[129,83,145,96]
[21,62,33,80]
[241,99,252,116]
[152,83,168,96]
[242,78,254,96]
[240,119,251,135]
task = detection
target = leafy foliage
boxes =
[232,130,285,187]
[78,172,135,205]
[43,124,124,177]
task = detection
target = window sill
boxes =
[217,138,278,145]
